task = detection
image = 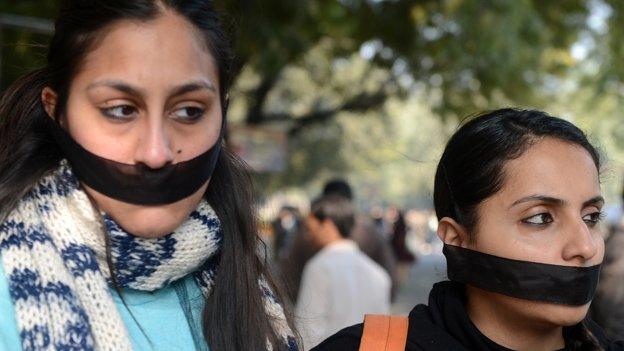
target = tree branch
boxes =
[245,75,278,125]
[283,90,389,135]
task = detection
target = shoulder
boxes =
[303,251,328,275]
[305,246,345,274]
[356,251,391,282]
[311,323,363,351]
[298,254,331,291]
[312,304,459,351]
[312,314,434,351]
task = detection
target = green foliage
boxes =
[0,1,57,89]
[219,0,591,125]
[0,1,57,17]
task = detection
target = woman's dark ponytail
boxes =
[567,321,603,351]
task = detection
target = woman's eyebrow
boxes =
[508,194,605,209]
[86,80,145,98]
[168,80,216,97]
[509,195,565,209]
[85,79,216,99]
[583,196,604,208]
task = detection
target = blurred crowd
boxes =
[263,179,438,349]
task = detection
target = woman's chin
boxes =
[112,210,187,238]
[477,288,591,328]
[511,297,591,327]
[82,182,208,238]
[542,303,590,327]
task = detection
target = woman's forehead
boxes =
[76,11,218,90]
[497,138,600,206]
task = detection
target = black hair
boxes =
[310,195,355,238]
[434,108,600,232]
[433,108,602,350]
[0,1,296,350]
[322,178,354,201]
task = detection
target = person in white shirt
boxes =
[296,195,391,350]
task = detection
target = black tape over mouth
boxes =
[443,244,601,306]
[48,117,223,205]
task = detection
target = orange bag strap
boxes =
[358,314,409,351]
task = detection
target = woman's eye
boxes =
[583,212,604,227]
[100,105,137,121]
[522,213,554,226]
[172,106,205,123]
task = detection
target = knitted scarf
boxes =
[0,160,298,351]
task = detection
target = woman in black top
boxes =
[315,109,624,351]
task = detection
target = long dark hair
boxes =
[433,108,603,350]
[0,1,296,350]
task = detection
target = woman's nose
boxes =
[133,121,174,169]
[561,218,600,264]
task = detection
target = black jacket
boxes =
[313,281,624,351]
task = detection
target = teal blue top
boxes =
[0,257,209,351]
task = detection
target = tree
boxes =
[217,0,592,132]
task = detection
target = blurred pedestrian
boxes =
[314,109,623,350]
[279,179,398,303]
[273,205,302,261]
[387,207,417,284]
[296,195,390,350]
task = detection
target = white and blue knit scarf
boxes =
[0,160,298,351]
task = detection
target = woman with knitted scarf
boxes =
[0,1,298,350]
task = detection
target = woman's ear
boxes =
[41,87,58,119]
[437,217,470,248]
